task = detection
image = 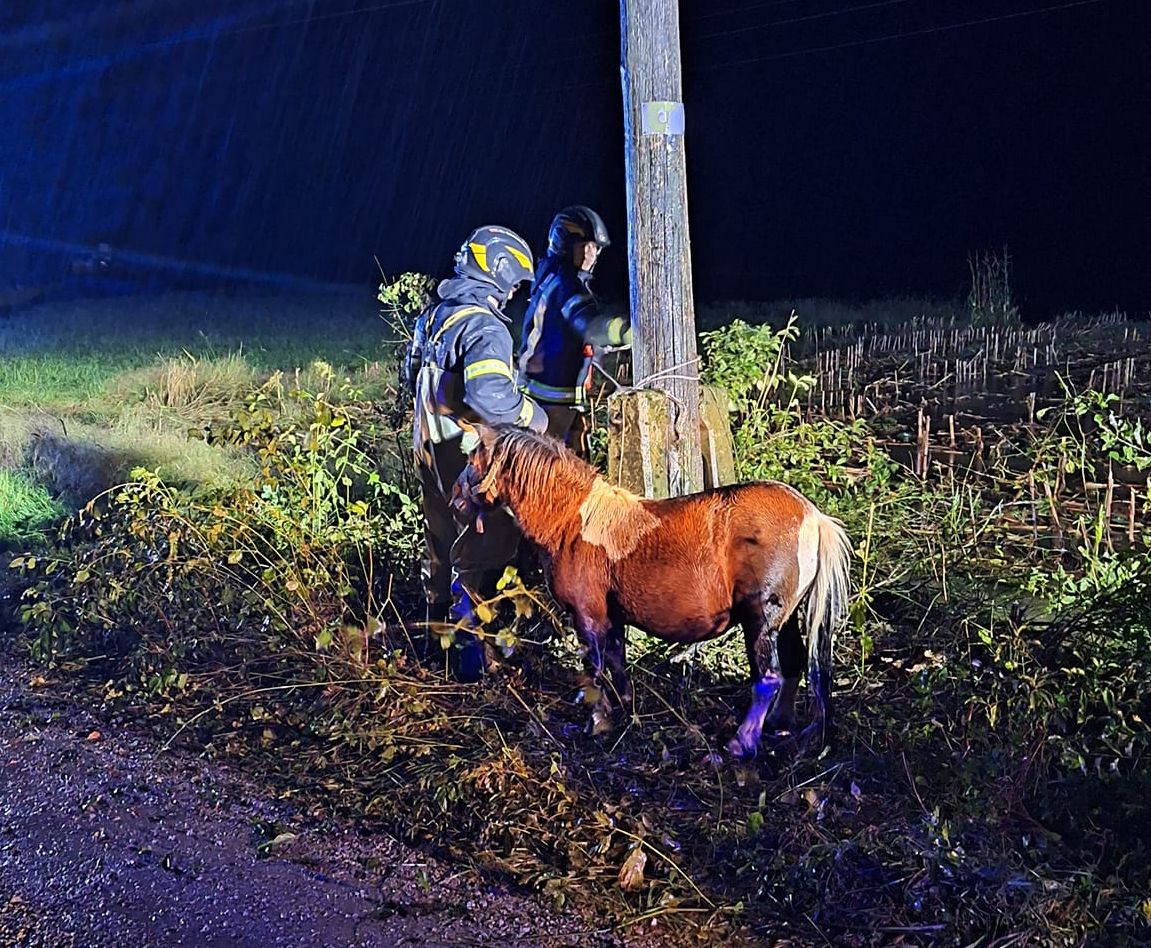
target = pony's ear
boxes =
[461,423,492,457]
[476,424,499,451]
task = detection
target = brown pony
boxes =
[453,425,852,757]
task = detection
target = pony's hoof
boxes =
[587,710,614,737]
[725,736,755,760]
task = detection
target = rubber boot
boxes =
[448,577,485,683]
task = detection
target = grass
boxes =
[0,469,66,546]
[0,289,399,547]
[0,289,390,406]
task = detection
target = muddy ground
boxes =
[0,655,645,947]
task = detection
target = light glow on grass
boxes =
[0,468,65,546]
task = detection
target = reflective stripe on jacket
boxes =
[413,279,546,455]
[519,257,630,407]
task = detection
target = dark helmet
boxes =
[546,206,610,259]
[453,225,535,301]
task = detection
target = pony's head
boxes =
[451,424,595,526]
[451,425,503,519]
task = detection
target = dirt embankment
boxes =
[0,658,621,948]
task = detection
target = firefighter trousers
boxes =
[541,404,589,459]
[416,435,521,678]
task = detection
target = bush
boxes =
[13,383,420,665]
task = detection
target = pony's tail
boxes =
[805,511,853,738]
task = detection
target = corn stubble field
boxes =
[1,288,1149,946]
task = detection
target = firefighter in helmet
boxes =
[408,225,547,681]
[518,206,631,456]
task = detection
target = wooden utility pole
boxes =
[620,0,704,496]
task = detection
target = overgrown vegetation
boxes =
[0,290,390,546]
[3,288,1149,944]
[0,469,65,546]
[698,313,1151,941]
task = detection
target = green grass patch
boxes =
[0,469,66,546]
[0,290,391,406]
[1,291,401,525]
[0,353,146,406]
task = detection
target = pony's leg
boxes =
[573,610,615,736]
[765,611,803,732]
[799,615,834,750]
[727,601,785,758]
[603,603,632,705]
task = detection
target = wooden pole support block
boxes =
[607,390,671,499]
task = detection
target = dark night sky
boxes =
[0,0,1147,317]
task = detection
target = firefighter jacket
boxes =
[412,277,547,457]
[518,257,630,408]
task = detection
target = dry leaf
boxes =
[618,845,647,891]
[86,731,102,742]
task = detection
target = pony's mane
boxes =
[486,426,656,559]
[483,426,592,503]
